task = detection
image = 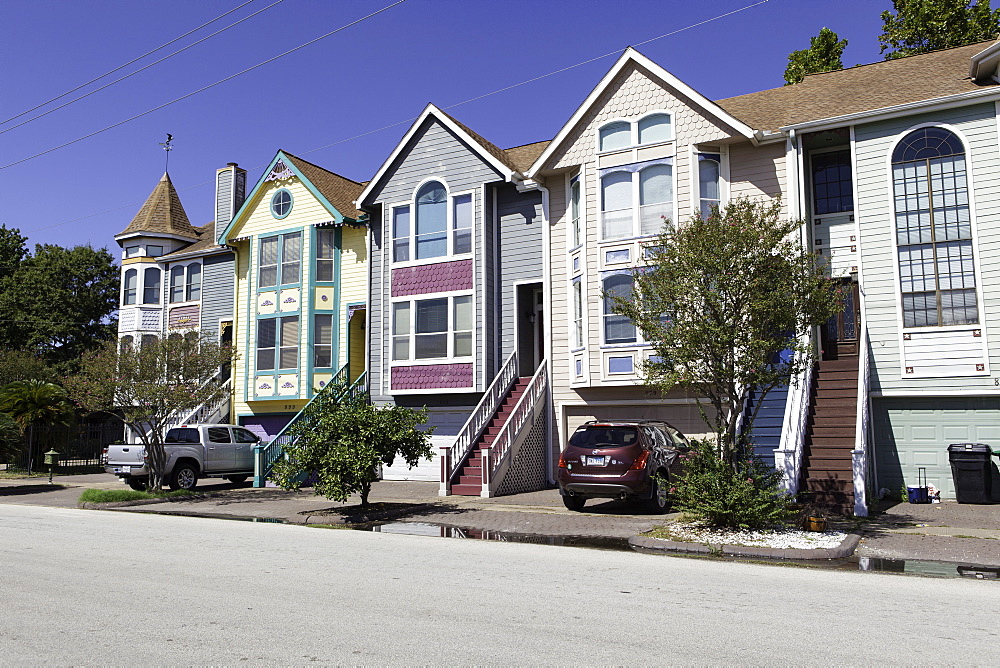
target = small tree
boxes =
[65,334,234,490]
[880,0,1000,60]
[784,27,848,85]
[0,379,74,471]
[271,391,434,507]
[612,197,841,467]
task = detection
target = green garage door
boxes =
[873,397,1000,499]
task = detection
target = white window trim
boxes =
[692,145,729,218]
[389,289,476,366]
[167,261,203,305]
[597,159,676,242]
[594,109,675,155]
[389,177,477,268]
[567,171,583,251]
[122,268,138,305]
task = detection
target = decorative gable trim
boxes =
[526,47,756,178]
[264,158,295,182]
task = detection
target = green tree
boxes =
[880,0,1000,59]
[271,392,434,507]
[0,349,56,387]
[0,379,74,470]
[65,335,234,490]
[0,225,28,281]
[784,27,848,85]
[612,197,841,467]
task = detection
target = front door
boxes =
[822,279,860,359]
[516,284,544,376]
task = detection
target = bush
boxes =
[673,439,789,529]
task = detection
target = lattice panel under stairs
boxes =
[495,409,548,497]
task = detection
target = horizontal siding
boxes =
[339,226,367,372]
[200,252,235,336]
[497,184,544,359]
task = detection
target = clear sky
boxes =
[1,0,889,253]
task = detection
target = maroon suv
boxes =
[557,420,690,513]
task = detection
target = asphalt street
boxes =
[2,505,997,665]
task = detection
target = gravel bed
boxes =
[657,521,848,549]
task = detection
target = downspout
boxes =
[537,181,554,485]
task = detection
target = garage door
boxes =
[872,397,1000,499]
[381,409,472,481]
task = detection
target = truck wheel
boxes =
[169,463,199,491]
[225,475,248,485]
[126,478,146,491]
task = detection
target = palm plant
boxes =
[0,380,74,471]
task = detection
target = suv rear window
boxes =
[164,428,199,444]
[569,427,638,448]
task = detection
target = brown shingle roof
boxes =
[282,152,365,220]
[717,41,1000,132]
[434,108,521,172]
[157,224,222,260]
[504,140,551,172]
[118,172,199,238]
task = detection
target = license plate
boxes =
[585,456,606,466]
[115,465,131,474]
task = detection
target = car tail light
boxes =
[558,452,568,468]
[629,451,650,470]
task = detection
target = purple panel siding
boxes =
[239,414,294,442]
[392,259,473,297]
[168,304,200,329]
[391,363,473,390]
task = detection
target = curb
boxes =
[294,502,439,526]
[629,533,862,560]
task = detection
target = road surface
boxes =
[1,505,996,664]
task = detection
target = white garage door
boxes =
[381,409,471,481]
[873,397,1000,499]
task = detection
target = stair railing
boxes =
[439,350,518,496]
[774,330,816,494]
[482,360,547,497]
[852,327,871,516]
[253,363,351,487]
[138,370,231,442]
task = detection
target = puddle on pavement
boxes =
[363,521,632,551]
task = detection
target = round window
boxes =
[270,189,292,219]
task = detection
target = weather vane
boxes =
[159,133,174,172]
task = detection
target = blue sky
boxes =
[1,0,889,252]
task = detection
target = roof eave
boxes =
[157,246,233,263]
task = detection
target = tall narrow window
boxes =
[314,314,333,367]
[392,302,411,360]
[185,263,201,301]
[256,319,276,371]
[570,175,581,247]
[698,153,722,219]
[279,317,299,369]
[601,171,632,239]
[259,236,278,288]
[453,295,473,357]
[415,181,447,260]
[812,149,854,214]
[392,206,410,262]
[123,269,137,305]
[639,164,673,235]
[892,127,977,327]
[603,273,636,344]
[599,121,630,151]
[143,267,160,304]
[572,278,583,349]
[280,233,301,284]
[452,194,472,254]
[415,297,448,358]
[638,113,672,145]
[315,229,335,282]
[169,266,184,303]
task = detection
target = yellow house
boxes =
[219,150,367,441]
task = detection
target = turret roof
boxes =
[118,172,198,238]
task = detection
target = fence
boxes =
[2,422,121,472]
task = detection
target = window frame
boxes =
[390,291,475,364]
[142,267,161,304]
[257,231,302,290]
[314,227,337,283]
[810,146,855,217]
[595,110,674,155]
[123,268,137,305]
[270,188,293,219]
[599,160,675,241]
[601,271,638,346]
[256,315,300,372]
[389,179,476,267]
[167,262,202,304]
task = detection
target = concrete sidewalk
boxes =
[3,472,999,568]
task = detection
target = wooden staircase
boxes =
[800,355,858,514]
[450,378,530,496]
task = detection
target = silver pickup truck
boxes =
[103,424,261,491]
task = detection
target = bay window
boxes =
[698,153,722,219]
[143,267,160,304]
[603,273,636,344]
[257,316,299,371]
[601,161,673,239]
[123,269,137,305]
[169,266,184,303]
[185,263,201,301]
[392,294,473,361]
[393,182,474,262]
[258,232,301,288]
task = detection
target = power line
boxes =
[0,0,258,127]
[22,0,771,233]
[0,0,287,136]
[0,0,408,171]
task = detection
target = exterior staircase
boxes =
[799,355,858,514]
[745,383,789,469]
[450,378,530,495]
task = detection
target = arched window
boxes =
[120,335,134,353]
[603,273,636,344]
[143,267,161,304]
[415,181,447,259]
[698,154,722,219]
[186,263,201,301]
[601,171,632,239]
[599,121,630,152]
[892,127,977,327]
[639,164,673,235]
[638,113,672,145]
[123,269,137,305]
[169,266,185,303]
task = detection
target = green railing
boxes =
[252,364,359,487]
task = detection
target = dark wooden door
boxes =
[822,279,860,359]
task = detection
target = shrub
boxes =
[673,439,789,529]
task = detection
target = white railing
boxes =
[774,331,816,494]
[439,350,518,496]
[135,372,231,443]
[482,361,548,498]
[852,328,871,517]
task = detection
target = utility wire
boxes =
[0,0,408,171]
[0,0,287,136]
[0,0,258,127]
[22,0,770,232]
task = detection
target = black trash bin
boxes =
[947,443,993,504]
